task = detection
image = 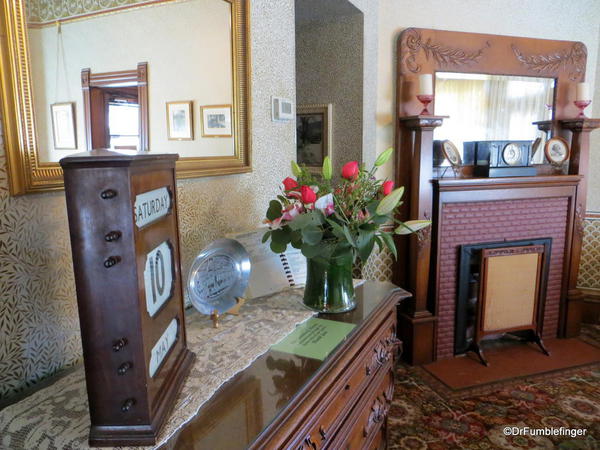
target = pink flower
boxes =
[282,177,298,191]
[342,161,359,180]
[301,185,317,204]
[281,202,304,221]
[382,180,394,196]
[315,193,334,216]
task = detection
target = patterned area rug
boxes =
[389,325,600,449]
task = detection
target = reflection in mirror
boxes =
[26,0,234,162]
[81,65,147,153]
[434,72,555,162]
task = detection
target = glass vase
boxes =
[303,257,356,313]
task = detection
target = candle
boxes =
[576,82,590,101]
[418,74,433,96]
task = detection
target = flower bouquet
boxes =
[263,149,430,313]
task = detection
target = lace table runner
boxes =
[0,289,315,449]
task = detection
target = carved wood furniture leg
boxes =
[559,118,600,337]
[395,116,446,365]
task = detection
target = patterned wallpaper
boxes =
[0,0,297,400]
[296,14,363,177]
[26,0,157,23]
[578,217,600,291]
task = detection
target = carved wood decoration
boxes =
[398,28,587,119]
[394,28,595,365]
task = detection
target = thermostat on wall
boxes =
[272,97,294,122]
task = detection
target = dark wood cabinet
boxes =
[170,282,409,450]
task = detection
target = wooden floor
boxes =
[423,337,600,390]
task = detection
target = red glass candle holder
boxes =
[574,100,591,118]
[417,94,433,115]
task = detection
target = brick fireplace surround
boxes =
[424,176,581,363]
[436,197,569,360]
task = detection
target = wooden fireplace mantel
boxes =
[433,174,583,191]
[393,27,598,365]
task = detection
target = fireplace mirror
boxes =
[0,0,250,195]
[433,72,555,163]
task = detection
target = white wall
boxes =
[29,0,234,161]
[375,0,600,207]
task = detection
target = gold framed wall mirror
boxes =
[0,0,250,195]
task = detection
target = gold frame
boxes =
[296,103,333,174]
[200,104,232,138]
[0,0,251,195]
[166,101,194,141]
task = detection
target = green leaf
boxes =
[301,225,323,245]
[374,148,393,167]
[342,224,356,248]
[271,228,291,246]
[371,214,389,225]
[375,187,405,216]
[395,219,431,235]
[374,235,383,252]
[262,231,271,243]
[366,200,379,217]
[379,232,397,259]
[287,210,323,231]
[326,218,347,239]
[301,243,324,259]
[359,222,379,231]
[291,160,302,177]
[322,156,333,180]
[270,239,287,254]
[266,200,282,221]
[331,243,353,265]
[290,230,303,249]
[357,229,375,262]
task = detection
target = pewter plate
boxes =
[188,238,251,315]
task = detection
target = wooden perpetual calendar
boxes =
[60,150,195,446]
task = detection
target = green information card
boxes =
[271,318,356,361]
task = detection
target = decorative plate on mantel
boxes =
[188,239,251,315]
[544,136,571,165]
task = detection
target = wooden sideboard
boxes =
[170,282,409,449]
[0,282,408,449]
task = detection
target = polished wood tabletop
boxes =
[164,281,403,450]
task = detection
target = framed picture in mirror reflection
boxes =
[50,102,77,150]
[201,105,232,137]
[296,104,332,172]
[167,101,194,141]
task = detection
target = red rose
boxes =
[382,180,394,196]
[282,177,298,191]
[341,161,359,180]
[300,185,317,204]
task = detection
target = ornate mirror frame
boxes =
[397,28,587,119]
[0,0,251,195]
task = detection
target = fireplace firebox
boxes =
[456,238,552,365]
